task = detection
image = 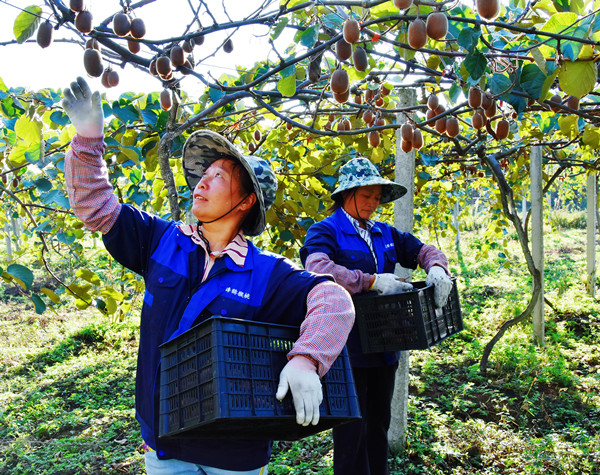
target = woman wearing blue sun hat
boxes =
[300,157,453,475]
[62,76,355,475]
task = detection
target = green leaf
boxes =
[300,26,319,48]
[13,5,41,44]
[34,177,52,192]
[488,73,513,101]
[15,114,42,144]
[7,263,34,290]
[271,18,289,41]
[558,60,597,98]
[322,13,343,29]
[30,294,46,314]
[278,66,297,97]
[463,50,487,81]
[280,229,294,242]
[558,114,579,138]
[57,231,76,245]
[76,268,102,286]
[519,64,546,100]
[40,287,61,304]
[457,27,481,54]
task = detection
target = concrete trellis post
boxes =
[586,172,597,297]
[389,88,416,453]
[531,146,545,346]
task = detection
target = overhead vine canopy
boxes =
[0,0,599,318]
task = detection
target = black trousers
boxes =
[333,363,399,475]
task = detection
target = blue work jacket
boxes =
[300,208,423,367]
[103,205,329,470]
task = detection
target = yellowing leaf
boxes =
[582,127,600,149]
[558,114,578,138]
[40,287,61,304]
[558,60,597,98]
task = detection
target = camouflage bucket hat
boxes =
[182,129,278,236]
[331,157,407,204]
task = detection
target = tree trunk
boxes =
[389,88,416,454]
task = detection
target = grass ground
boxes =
[1,226,599,474]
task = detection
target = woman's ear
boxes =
[242,193,258,210]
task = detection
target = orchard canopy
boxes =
[1,0,599,317]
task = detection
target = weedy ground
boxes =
[1,224,599,474]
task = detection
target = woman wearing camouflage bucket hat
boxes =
[300,157,453,475]
[62,77,355,474]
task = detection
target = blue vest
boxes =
[103,205,328,470]
[300,209,423,367]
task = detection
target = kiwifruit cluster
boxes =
[330,69,350,103]
[407,10,449,50]
[425,93,451,136]
[248,130,262,152]
[399,123,423,153]
[101,67,119,88]
[548,93,580,112]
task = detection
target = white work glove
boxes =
[276,355,322,426]
[62,76,104,138]
[371,273,413,295]
[426,266,452,308]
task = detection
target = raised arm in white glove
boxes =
[276,355,322,426]
[370,273,413,295]
[62,77,104,138]
[426,265,452,308]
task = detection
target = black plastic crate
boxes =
[352,278,463,353]
[159,317,360,440]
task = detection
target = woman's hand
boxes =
[426,266,452,308]
[276,355,322,426]
[62,77,104,138]
[370,273,413,295]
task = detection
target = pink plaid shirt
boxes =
[65,134,353,376]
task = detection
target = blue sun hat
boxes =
[331,157,407,204]
[182,129,277,236]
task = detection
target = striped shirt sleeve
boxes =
[64,134,121,234]
[288,280,355,377]
[304,251,372,295]
[417,244,450,275]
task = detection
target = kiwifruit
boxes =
[331,69,349,94]
[343,19,361,44]
[393,0,413,9]
[354,93,363,103]
[156,56,172,76]
[363,110,374,125]
[170,45,185,67]
[341,118,352,131]
[195,34,204,46]
[375,95,384,107]
[375,117,385,127]
[149,58,158,76]
[75,10,93,34]
[86,38,99,50]
[476,0,500,20]
[254,130,261,142]
[380,85,391,97]
[108,69,119,87]
[248,142,257,153]
[365,88,375,103]
[566,95,580,110]
[36,21,53,49]
[401,123,414,142]
[160,70,174,81]
[130,18,146,39]
[435,117,447,134]
[70,0,84,12]
[337,120,346,132]
[484,100,497,118]
[549,94,562,112]
[223,39,234,53]
[445,117,460,137]
[83,48,103,77]
[472,110,485,129]
[181,57,193,74]
[426,12,448,41]
[426,109,437,121]
[468,87,482,108]
[335,38,352,61]
[160,89,172,111]
[127,39,141,54]
[182,38,195,53]
[352,47,368,72]
[308,52,322,83]
[412,129,423,149]
[427,94,439,110]
[368,131,380,147]
[328,113,335,122]
[401,139,413,153]
[334,89,350,104]
[434,104,445,116]
[286,122,293,131]
[481,91,492,110]
[495,119,509,139]
[101,68,111,88]
[113,12,131,37]
[408,19,427,50]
